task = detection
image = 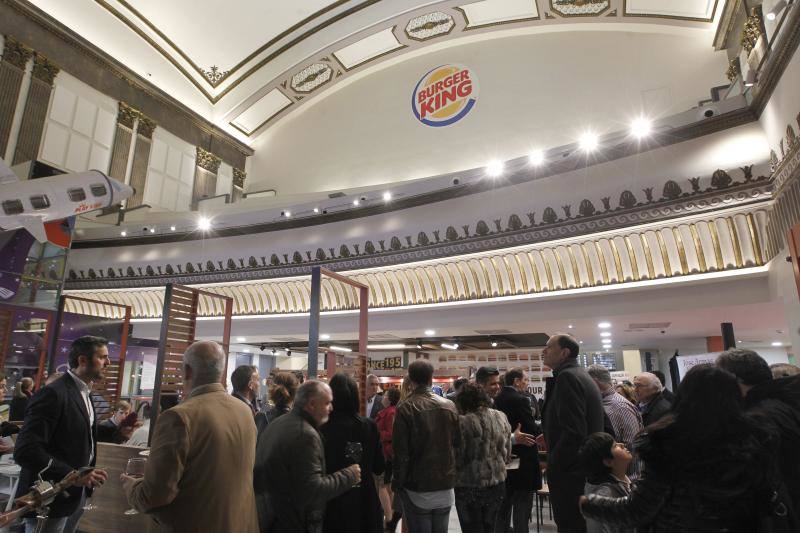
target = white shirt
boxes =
[406,488,455,510]
[67,370,95,462]
[366,395,376,416]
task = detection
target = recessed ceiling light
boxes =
[486,160,504,178]
[353,199,360,206]
[283,210,291,218]
[441,342,459,350]
[383,191,392,201]
[416,343,422,349]
[120,230,127,237]
[630,117,652,138]
[197,217,211,231]
[236,337,246,342]
[313,207,320,214]
[772,341,784,347]
[424,329,436,336]
[491,341,498,347]
[528,150,544,166]
[598,322,611,329]
[170,225,176,231]
[579,132,599,152]
[579,341,584,344]
[320,334,331,340]
[149,227,155,233]
[766,11,777,20]
[568,324,574,329]
[600,332,612,337]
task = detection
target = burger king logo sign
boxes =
[412,65,478,127]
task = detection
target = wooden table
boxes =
[77,443,156,532]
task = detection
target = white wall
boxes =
[759,42,800,152]
[39,71,116,172]
[248,29,729,194]
[143,128,195,212]
[216,162,233,199]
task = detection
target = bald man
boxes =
[633,372,671,427]
[122,341,258,532]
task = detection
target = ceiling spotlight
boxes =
[630,117,652,138]
[283,210,291,218]
[486,160,504,178]
[568,324,574,329]
[579,341,584,344]
[320,333,330,340]
[441,342,459,350]
[600,331,612,337]
[271,348,277,355]
[416,340,422,349]
[170,225,176,231]
[236,337,246,342]
[313,207,320,213]
[149,227,156,233]
[579,132,599,152]
[383,191,392,201]
[771,341,784,347]
[528,150,544,166]
[767,0,788,20]
[491,341,498,348]
[120,230,127,237]
[597,322,611,329]
[197,216,211,231]
[353,199,360,206]
[424,329,436,336]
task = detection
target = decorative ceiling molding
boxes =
[64,206,770,318]
[764,108,800,260]
[622,0,719,22]
[65,166,772,289]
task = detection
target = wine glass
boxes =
[344,441,363,488]
[124,458,147,515]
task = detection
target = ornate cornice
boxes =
[30,51,58,84]
[137,114,157,139]
[65,168,773,290]
[117,102,138,128]
[196,147,221,173]
[1,35,32,69]
[740,7,762,55]
[233,168,246,188]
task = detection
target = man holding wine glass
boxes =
[121,340,259,532]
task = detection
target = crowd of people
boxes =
[3,333,800,533]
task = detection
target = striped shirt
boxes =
[601,389,644,480]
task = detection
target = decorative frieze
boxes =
[196,146,222,173]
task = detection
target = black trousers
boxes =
[494,485,533,533]
[547,469,587,533]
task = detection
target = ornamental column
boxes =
[13,52,59,165]
[126,114,156,209]
[0,36,32,159]
[232,167,246,202]
[193,147,221,208]
[107,102,138,183]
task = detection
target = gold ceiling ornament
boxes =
[740,8,762,55]
[117,102,139,128]
[200,65,229,85]
[551,0,610,17]
[405,12,455,41]
[196,146,222,173]
[31,53,59,85]
[290,63,333,93]
[1,35,33,69]
[726,58,741,82]
[233,168,247,188]
[136,114,157,139]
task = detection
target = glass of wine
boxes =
[344,441,363,488]
[124,457,147,515]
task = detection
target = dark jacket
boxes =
[640,392,671,428]
[494,386,542,491]
[543,360,604,475]
[14,375,97,518]
[320,412,385,533]
[96,417,125,444]
[581,415,773,532]
[9,395,29,421]
[745,375,800,526]
[584,474,634,533]
[254,407,357,533]
[367,393,384,419]
[392,387,459,492]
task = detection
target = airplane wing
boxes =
[18,217,48,243]
[0,159,18,185]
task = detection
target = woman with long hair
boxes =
[453,383,511,533]
[375,386,402,531]
[264,371,299,424]
[580,364,775,532]
[321,372,385,533]
[9,377,33,421]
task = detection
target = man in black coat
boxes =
[633,372,671,427]
[14,336,109,533]
[542,334,604,533]
[717,349,800,528]
[494,368,542,533]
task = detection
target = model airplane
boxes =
[0,158,133,242]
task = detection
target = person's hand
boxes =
[579,495,588,510]
[513,423,536,447]
[76,469,108,488]
[344,464,361,485]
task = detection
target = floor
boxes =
[446,510,559,532]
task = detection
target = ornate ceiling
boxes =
[27,0,724,142]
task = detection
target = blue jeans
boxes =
[24,490,85,533]
[399,489,451,533]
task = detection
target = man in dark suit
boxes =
[14,335,109,533]
[366,374,384,419]
[634,372,672,427]
[494,368,542,533]
[542,334,604,533]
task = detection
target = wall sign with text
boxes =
[412,64,478,127]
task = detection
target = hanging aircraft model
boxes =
[0,158,133,242]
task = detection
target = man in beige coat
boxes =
[122,340,258,532]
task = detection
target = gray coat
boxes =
[455,407,512,488]
[254,408,357,533]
